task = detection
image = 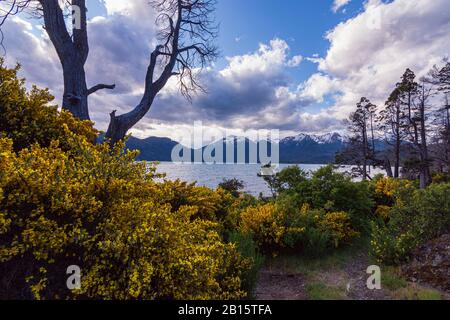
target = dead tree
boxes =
[0,0,218,144]
[378,88,406,178]
[0,0,115,120]
[338,97,377,180]
[106,0,218,143]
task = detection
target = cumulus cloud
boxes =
[310,0,450,123]
[332,0,351,13]
[146,38,314,134]
[1,17,62,98]
[2,0,450,139]
[299,73,339,103]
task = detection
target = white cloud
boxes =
[299,73,339,103]
[310,0,450,122]
[287,55,303,67]
[3,0,450,139]
[148,38,311,133]
[220,39,300,80]
[332,0,351,13]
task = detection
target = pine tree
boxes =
[342,97,377,180]
[378,87,405,178]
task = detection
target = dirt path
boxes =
[343,251,388,300]
[255,268,308,300]
[255,250,389,300]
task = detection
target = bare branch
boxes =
[87,83,116,95]
[106,0,219,143]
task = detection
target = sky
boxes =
[1,0,450,142]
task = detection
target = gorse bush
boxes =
[0,60,97,152]
[240,203,286,251]
[252,165,370,255]
[318,211,360,248]
[0,63,250,300]
[239,201,359,255]
[372,176,415,220]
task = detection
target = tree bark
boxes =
[40,0,114,121]
[362,122,368,180]
[105,2,183,144]
[384,157,393,178]
[419,86,431,189]
[395,103,401,178]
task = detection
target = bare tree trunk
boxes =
[105,3,182,144]
[40,0,114,121]
[2,0,216,145]
[419,86,431,189]
[62,62,89,119]
[395,103,401,178]
[384,156,393,177]
[362,123,368,180]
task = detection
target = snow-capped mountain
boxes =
[283,132,347,145]
[127,132,349,164]
[279,132,347,164]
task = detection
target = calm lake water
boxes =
[155,163,388,197]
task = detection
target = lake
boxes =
[155,163,388,196]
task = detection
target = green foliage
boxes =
[218,178,245,197]
[306,282,347,300]
[228,231,264,298]
[265,165,374,232]
[269,165,308,194]
[239,199,359,256]
[370,183,450,264]
[381,267,407,291]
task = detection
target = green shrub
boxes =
[370,183,450,264]
[267,165,374,233]
[218,178,245,197]
[228,231,264,297]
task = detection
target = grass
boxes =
[391,285,444,300]
[265,236,370,275]
[381,267,407,291]
[306,282,348,300]
[258,236,447,300]
[262,240,368,300]
[379,266,446,300]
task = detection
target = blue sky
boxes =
[2,0,449,140]
[216,0,358,70]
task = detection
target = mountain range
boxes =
[127,132,349,164]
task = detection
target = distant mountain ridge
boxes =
[127,132,349,164]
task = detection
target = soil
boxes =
[255,268,308,300]
[255,251,389,300]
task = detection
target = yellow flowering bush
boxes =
[0,62,250,300]
[0,60,97,152]
[0,135,250,300]
[240,203,286,251]
[375,205,391,220]
[373,177,415,220]
[318,211,360,248]
[239,201,358,254]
